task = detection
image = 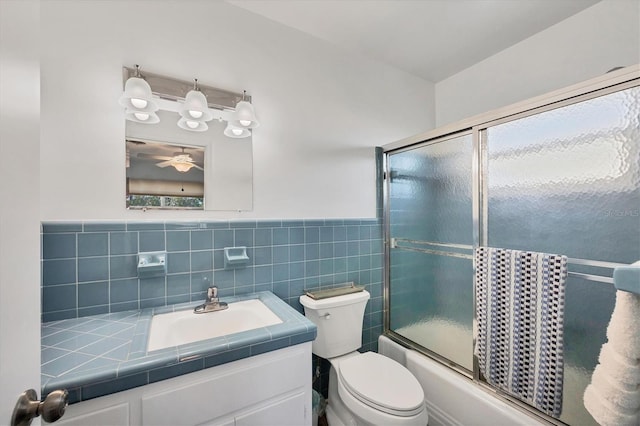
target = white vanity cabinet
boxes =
[55,343,312,426]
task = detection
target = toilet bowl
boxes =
[300,290,428,425]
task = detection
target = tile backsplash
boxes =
[41,219,384,352]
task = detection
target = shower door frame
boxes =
[382,130,477,378]
[382,65,640,424]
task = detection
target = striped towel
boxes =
[475,247,568,417]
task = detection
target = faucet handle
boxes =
[207,285,218,300]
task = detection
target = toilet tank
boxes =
[299,290,370,358]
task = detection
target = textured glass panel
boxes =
[389,134,473,243]
[389,251,473,369]
[388,133,473,370]
[486,86,640,262]
[486,86,640,425]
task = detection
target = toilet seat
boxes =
[337,352,425,417]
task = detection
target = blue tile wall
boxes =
[41,218,384,352]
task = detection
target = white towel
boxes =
[590,364,640,410]
[584,385,639,426]
[606,290,640,360]
[584,290,640,426]
[598,343,640,387]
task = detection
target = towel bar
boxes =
[391,237,637,287]
[568,272,615,285]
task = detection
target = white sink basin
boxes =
[147,299,283,352]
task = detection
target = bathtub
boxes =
[378,335,547,426]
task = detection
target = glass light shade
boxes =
[179,90,213,122]
[177,117,208,132]
[130,98,148,109]
[224,122,251,138]
[230,100,259,128]
[119,77,158,112]
[172,162,194,172]
[125,110,160,124]
[134,112,150,121]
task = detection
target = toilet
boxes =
[300,290,428,426]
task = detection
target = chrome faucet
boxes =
[206,286,218,303]
[194,285,229,314]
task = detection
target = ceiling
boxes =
[227,0,600,82]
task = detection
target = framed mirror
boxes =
[122,68,253,211]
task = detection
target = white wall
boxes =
[0,0,41,421]
[435,0,640,127]
[39,0,434,221]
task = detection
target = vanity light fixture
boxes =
[178,79,214,131]
[223,122,252,138]
[177,117,209,132]
[120,66,256,138]
[119,65,159,124]
[125,110,160,124]
[230,90,260,129]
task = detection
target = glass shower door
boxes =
[385,78,639,425]
[387,132,474,371]
[483,84,640,425]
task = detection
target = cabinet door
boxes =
[235,391,307,426]
[55,402,130,426]
[141,345,309,425]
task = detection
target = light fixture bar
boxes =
[122,67,249,111]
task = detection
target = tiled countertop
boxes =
[41,292,317,404]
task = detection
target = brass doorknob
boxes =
[11,389,68,426]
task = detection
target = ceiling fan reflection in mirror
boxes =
[138,147,204,173]
[128,139,205,174]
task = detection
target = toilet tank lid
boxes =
[300,290,370,309]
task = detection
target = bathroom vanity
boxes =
[41,292,316,426]
[55,344,311,426]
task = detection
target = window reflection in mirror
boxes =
[126,139,205,210]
